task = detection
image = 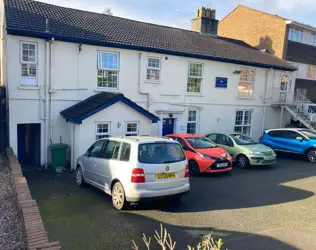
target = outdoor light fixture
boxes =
[233,70,242,74]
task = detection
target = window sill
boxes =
[18,86,39,90]
[237,95,255,100]
[185,93,204,97]
[94,88,120,92]
[145,80,161,84]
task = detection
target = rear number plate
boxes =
[217,163,228,168]
[156,172,176,180]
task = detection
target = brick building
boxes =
[219,5,316,102]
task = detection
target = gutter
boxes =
[138,53,151,111]
[6,28,296,72]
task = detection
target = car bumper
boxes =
[126,183,190,203]
[249,156,277,165]
[203,166,232,173]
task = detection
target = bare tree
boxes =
[102,8,113,15]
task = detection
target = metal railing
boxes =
[270,87,316,131]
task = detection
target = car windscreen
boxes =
[299,130,316,139]
[138,142,186,164]
[231,134,256,145]
[185,137,216,149]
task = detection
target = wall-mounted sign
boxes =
[180,125,187,131]
[215,77,228,88]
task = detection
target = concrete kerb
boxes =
[6,147,61,250]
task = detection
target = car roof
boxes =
[96,136,176,145]
[265,128,308,132]
[165,134,204,138]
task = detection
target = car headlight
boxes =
[225,152,231,158]
[197,152,212,159]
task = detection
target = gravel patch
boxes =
[0,155,27,250]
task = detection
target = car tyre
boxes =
[237,154,250,169]
[112,182,128,210]
[76,166,85,187]
[307,148,316,163]
[189,160,200,176]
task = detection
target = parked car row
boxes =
[75,128,316,210]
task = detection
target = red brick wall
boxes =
[218,5,288,59]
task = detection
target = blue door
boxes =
[162,118,174,136]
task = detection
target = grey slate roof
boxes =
[60,92,159,124]
[5,0,296,71]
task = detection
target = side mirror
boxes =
[296,136,303,141]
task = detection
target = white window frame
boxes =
[288,27,303,42]
[311,33,316,46]
[97,51,119,89]
[187,110,198,134]
[187,62,203,93]
[95,122,111,140]
[234,110,253,136]
[238,68,255,97]
[20,41,38,86]
[146,57,161,82]
[125,122,139,136]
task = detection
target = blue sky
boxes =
[40,0,316,29]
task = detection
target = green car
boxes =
[205,133,276,168]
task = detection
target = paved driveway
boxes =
[25,157,316,250]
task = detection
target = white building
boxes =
[1,0,296,169]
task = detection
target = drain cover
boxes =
[49,192,69,200]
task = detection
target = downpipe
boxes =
[138,53,151,111]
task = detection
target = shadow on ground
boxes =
[24,158,316,250]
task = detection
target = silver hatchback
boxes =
[75,137,190,210]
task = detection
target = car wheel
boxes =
[76,167,85,187]
[112,182,128,210]
[307,148,316,163]
[189,160,200,176]
[237,154,250,169]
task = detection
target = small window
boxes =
[88,140,105,158]
[126,122,139,136]
[97,52,119,88]
[138,143,186,164]
[96,122,110,140]
[268,130,285,138]
[187,110,197,134]
[216,134,233,147]
[20,42,37,86]
[282,131,300,139]
[312,34,316,46]
[238,69,255,96]
[187,62,203,93]
[288,27,303,42]
[176,138,188,149]
[234,110,252,135]
[146,57,161,81]
[119,143,131,161]
[307,65,316,79]
[207,134,217,142]
[104,141,121,160]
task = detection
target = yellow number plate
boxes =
[156,172,176,180]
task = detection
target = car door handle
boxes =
[93,164,98,168]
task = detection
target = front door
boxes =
[162,118,174,136]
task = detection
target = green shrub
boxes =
[132,224,225,250]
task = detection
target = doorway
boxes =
[17,123,41,167]
[279,75,290,103]
[162,118,174,136]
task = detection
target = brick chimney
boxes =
[191,7,218,36]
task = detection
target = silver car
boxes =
[76,137,190,210]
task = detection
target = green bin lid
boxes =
[50,143,68,150]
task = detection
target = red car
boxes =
[165,134,233,175]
